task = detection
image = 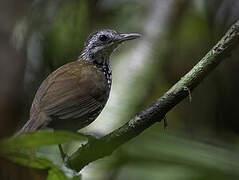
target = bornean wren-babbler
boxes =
[18,29,140,134]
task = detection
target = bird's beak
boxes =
[117,33,141,43]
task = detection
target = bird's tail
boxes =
[15,112,50,136]
[15,120,34,136]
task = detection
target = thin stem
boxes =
[58,144,66,161]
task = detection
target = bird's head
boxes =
[80,29,141,63]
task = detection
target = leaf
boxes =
[0,130,86,150]
[2,151,81,180]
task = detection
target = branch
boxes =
[66,20,239,171]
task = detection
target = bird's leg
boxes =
[58,144,68,161]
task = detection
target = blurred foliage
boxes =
[0,130,84,179]
[44,0,89,68]
[115,127,239,180]
[1,0,239,179]
[0,130,86,150]
[4,152,81,180]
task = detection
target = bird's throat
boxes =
[93,57,112,88]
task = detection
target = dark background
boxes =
[1,0,239,179]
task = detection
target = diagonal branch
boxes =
[66,20,239,171]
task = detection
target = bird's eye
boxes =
[99,35,108,41]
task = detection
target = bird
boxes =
[17,29,140,137]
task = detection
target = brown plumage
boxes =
[20,61,108,133]
[18,29,140,134]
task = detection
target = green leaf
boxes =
[2,152,81,180]
[0,130,86,150]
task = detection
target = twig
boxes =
[66,20,239,171]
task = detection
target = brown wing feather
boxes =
[21,61,108,133]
